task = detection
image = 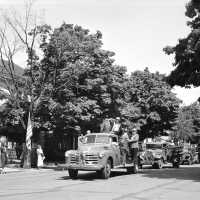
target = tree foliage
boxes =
[176,102,200,141]
[35,23,128,134]
[0,20,181,143]
[164,0,200,88]
[121,68,180,139]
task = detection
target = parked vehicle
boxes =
[181,151,193,165]
[180,144,199,165]
[138,142,167,169]
[167,146,182,168]
[65,133,138,179]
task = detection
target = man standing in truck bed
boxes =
[129,128,139,165]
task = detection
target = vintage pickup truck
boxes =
[65,133,138,179]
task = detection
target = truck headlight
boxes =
[98,152,105,158]
[65,151,70,157]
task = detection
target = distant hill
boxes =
[0,60,24,89]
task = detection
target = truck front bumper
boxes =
[65,164,104,171]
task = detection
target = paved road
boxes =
[1,164,200,200]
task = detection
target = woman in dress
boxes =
[36,145,45,169]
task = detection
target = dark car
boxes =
[180,144,198,165]
[167,146,183,168]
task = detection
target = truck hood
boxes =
[78,144,111,153]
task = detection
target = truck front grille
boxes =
[69,153,99,165]
[85,154,98,164]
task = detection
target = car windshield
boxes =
[146,143,162,149]
[85,135,111,144]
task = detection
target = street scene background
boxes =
[0,0,200,200]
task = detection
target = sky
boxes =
[0,0,200,105]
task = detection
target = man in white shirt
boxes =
[129,128,139,165]
[111,117,121,135]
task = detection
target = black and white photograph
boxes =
[0,0,200,199]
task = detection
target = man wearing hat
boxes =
[111,117,122,135]
[129,128,139,165]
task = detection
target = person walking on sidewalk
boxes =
[36,145,45,169]
[0,136,8,174]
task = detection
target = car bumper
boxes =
[139,158,162,165]
[65,163,104,171]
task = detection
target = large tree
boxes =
[36,23,128,137]
[121,68,181,140]
[29,23,181,143]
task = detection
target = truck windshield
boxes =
[85,135,110,144]
[146,144,162,149]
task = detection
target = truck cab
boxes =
[65,133,137,179]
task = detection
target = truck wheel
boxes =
[101,159,111,179]
[96,170,101,177]
[68,169,78,179]
[172,162,180,168]
[127,164,138,174]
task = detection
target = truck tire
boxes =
[172,162,180,168]
[100,159,111,179]
[68,169,78,179]
[127,164,138,174]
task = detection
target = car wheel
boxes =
[133,164,138,174]
[101,159,111,179]
[158,159,164,169]
[152,163,157,169]
[154,160,163,169]
[188,160,192,165]
[68,169,78,179]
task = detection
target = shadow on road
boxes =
[58,169,131,181]
[58,165,200,182]
[140,164,200,182]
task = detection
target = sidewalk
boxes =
[4,167,22,173]
[3,162,67,174]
